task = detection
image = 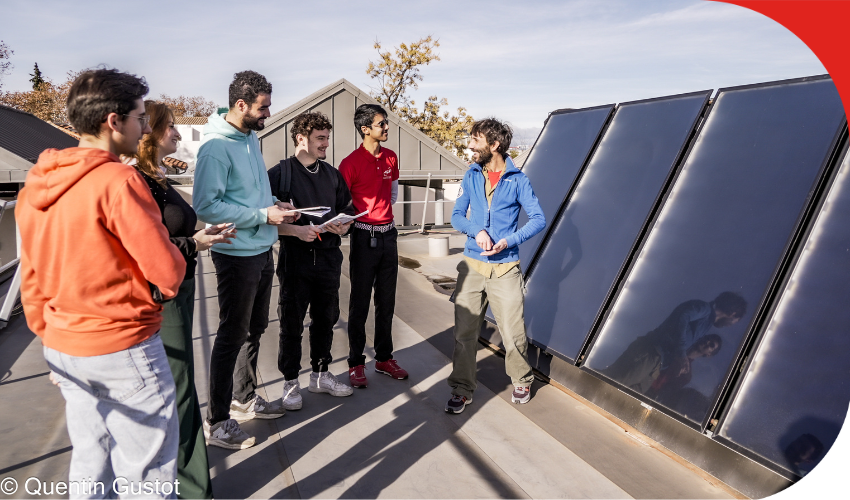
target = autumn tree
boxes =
[402,96,475,158]
[0,41,13,92]
[0,70,79,124]
[366,37,473,159]
[0,67,218,125]
[158,94,219,117]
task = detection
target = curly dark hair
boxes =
[67,68,149,136]
[228,70,272,108]
[470,118,513,156]
[291,111,333,146]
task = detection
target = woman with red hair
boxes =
[128,101,233,499]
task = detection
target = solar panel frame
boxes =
[518,104,615,278]
[578,74,846,432]
[522,90,711,363]
[710,136,850,481]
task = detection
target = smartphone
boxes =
[222,223,236,234]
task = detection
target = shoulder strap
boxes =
[276,157,293,203]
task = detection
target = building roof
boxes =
[49,122,80,140]
[512,148,532,169]
[258,79,468,179]
[0,104,79,181]
[162,156,188,174]
[174,116,208,125]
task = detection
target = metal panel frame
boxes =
[578,74,845,433]
[570,90,712,364]
[522,104,615,280]
[710,134,849,481]
[522,91,711,363]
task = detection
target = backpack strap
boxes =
[275,157,293,203]
[275,157,338,202]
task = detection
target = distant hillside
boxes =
[511,126,541,147]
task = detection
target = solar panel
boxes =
[524,91,710,362]
[715,142,850,478]
[517,105,613,274]
[582,76,846,428]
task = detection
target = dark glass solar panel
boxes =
[517,106,613,274]
[716,145,850,478]
[524,92,709,361]
[583,76,846,427]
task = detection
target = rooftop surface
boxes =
[0,231,737,499]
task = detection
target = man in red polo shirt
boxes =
[339,104,408,387]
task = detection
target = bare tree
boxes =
[158,94,219,117]
[0,40,13,92]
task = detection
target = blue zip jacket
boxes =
[451,157,545,264]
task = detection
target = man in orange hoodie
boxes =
[17,69,186,498]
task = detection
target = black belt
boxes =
[354,221,394,233]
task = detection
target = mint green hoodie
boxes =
[193,112,277,256]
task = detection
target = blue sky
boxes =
[0,0,826,136]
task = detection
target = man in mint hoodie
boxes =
[447,118,545,414]
[193,70,295,449]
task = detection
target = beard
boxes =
[242,112,265,131]
[473,146,493,167]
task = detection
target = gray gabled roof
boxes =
[0,104,78,181]
[258,79,468,179]
[512,148,532,169]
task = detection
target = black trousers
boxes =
[207,249,275,425]
[277,244,343,380]
[347,226,398,367]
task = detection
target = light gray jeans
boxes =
[43,333,178,499]
[449,260,534,398]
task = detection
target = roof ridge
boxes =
[258,78,467,170]
[0,102,37,118]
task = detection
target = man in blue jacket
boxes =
[447,118,545,413]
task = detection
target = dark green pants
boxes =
[160,278,213,499]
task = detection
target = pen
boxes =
[310,221,322,241]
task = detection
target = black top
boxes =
[142,173,198,280]
[268,157,354,250]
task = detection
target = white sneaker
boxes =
[282,379,303,410]
[308,371,353,397]
[203,418,256,450]
[230,394,285,422]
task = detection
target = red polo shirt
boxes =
[339,144,399,225]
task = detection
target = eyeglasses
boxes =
[372,120,389,128]
[122,114,151,127]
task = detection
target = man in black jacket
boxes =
[268,111,356,411]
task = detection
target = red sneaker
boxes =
[349,365,368,388]
[375,359,409,380]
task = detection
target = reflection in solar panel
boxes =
[524,92,709,361]
[517,106,613,274]
[716,145,850,478]
[583,76,846,428]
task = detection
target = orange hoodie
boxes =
[17,148,186,356]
